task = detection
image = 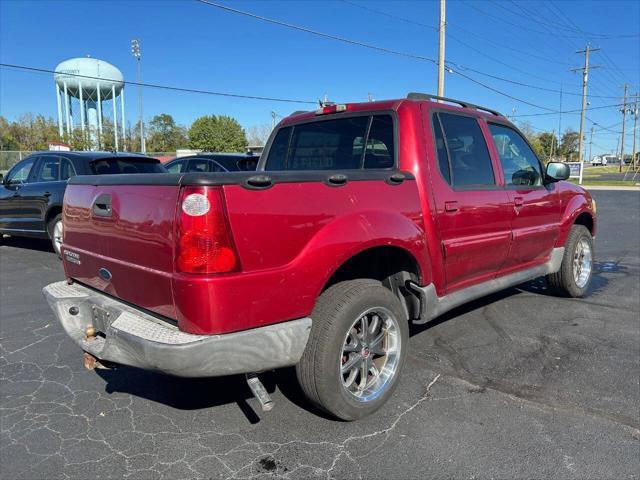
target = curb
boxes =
[581,185,640,191]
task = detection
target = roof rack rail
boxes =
[406,92,503,117]
[290,110,308,116]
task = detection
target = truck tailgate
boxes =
[63,184,179,319]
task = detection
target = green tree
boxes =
[516,121,543,157]
[188,115,247,152]
[0,116,20,150]
[559,129,580,160]
[146,114,187,152]
[9,114,59,150]
[537,131,557,162]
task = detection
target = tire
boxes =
[546,224,594,297]
[296,279,409,421]
[47,214,63,259]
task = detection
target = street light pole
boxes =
[131,39,145,154]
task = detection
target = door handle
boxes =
[514,196,524,208]
[444,201,459,212]
[43,192,52,198]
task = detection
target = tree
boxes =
[246,124,272,146]
[146,114,187,152]
[537,131,556,162]
[516,121,543,157]
[9,114,59,150]
[0,116,20,150]
[559,129,580,160]
[188,115,247,152]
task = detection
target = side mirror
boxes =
[545,162,570,182]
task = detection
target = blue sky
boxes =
[1,0,638,155]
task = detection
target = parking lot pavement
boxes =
[1,190,639,480]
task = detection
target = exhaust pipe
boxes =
[245,373,274,412]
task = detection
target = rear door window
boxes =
[91,157,163,174]
[437,112,495,187]
[166,160,186,173]
[36,155,61,182]
[60,158,76,180]
[265,115,395,171]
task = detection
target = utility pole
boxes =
[437,0,446,97]
[620,84,628,172]
[588,126,594,164]
[571,45,600,163]
[632,93,639,169]
[131,39,145,154]
[558,83,563,147]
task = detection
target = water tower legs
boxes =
[79,82,85,135]
[112,85,119,151]
[120,89,126,151]
[56,84,63,138]
[96,84,103,143]
[63,82,71,137]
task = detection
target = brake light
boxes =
[315,104,348,115]
[176,186,238,274]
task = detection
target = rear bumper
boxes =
[42,281,312,378]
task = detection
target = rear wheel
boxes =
[47,214,63,259]
[296,279,408,420]
[547,224,593,297]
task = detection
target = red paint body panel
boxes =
[62,98,596,335]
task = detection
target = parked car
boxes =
[164,153,258,173]
[0,151,164,257]
[43,94,596,420]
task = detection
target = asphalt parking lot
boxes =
[1,190,639,480]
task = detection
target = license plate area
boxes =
[90,305,114,333]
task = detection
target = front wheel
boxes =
[47,214,63,259]
[296,279,408,421]
[547,224,594,297]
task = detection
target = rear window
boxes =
[90,157,164,175]
[265,114,395,171]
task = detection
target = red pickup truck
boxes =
[44,93,596,420]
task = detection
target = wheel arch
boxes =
[320,244,425,323]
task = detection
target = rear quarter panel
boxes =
[172,179,428,334]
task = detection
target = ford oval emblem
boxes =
[98,268,112,282]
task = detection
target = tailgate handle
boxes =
[327,174,348,186]
[245,175,273,189]
[93,194,112,218]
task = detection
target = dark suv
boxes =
[0,151,164,257]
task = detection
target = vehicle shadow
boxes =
[95,364,331,424]
[94,269,614,424]
[0,235,54,254]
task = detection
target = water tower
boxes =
[54,57,125,150]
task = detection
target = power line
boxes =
[196,0,438,64]
[340,0,621,99]
[0,63,317,104]
[514,102,624,118]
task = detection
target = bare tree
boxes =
[246,124,272,146]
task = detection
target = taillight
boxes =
[176,186,238,274]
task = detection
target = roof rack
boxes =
[406,92,503,117]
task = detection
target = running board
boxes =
[407,247,564,324]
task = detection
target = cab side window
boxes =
[436,112,495,187]
[37,156,61,182]
[6,157,36,185]
[489,124,543,187]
